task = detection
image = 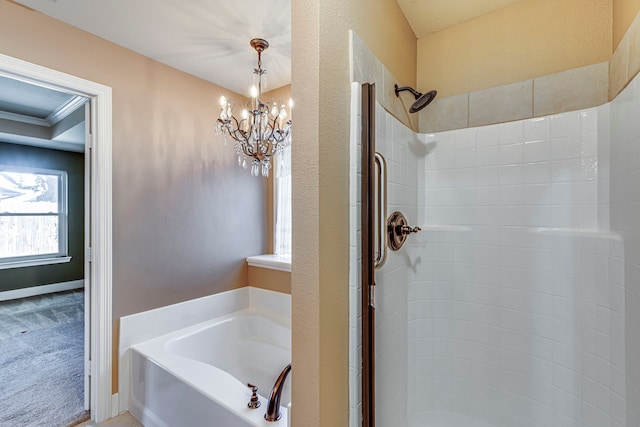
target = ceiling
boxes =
[396,0,525,38]
[1,0,522,151]
[0,76,77,120]
[0,75,87,151]
[11,0,522,96]
[14,0,291,97]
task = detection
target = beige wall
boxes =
[0,1,267,393]
[614,0,640,47]
[248,266,291,294]
[292,0,415,425]
[417,0,612,98]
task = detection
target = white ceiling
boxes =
[11,0,523,96]
[0,75,87,151]
[15,0,291,97]
[0,1,531,151]
[396,0,526,38]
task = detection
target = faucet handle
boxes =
[247,383,261,409]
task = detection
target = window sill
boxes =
[246,254,291,272]
[0,256,72,270]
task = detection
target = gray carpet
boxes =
[0,290,89,427]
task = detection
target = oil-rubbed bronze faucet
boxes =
[264,364,291,422]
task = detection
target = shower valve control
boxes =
[247,383,261,409]
[387,211,421,251]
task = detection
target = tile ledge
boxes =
[246,254,291,272]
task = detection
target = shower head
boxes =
[394,84,437,113]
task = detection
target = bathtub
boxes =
[129,309,291,427]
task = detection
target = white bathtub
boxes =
[129,309,291,427]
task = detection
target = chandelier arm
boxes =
[269,117,279,139]
[242,143,255,157]
[231,114,243,132]
[230,129,245,144]
[263,137,274,158]
[235,129,254,156]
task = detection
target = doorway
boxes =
[0,116,88,424]
[0,53,113,422]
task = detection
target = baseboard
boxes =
[111,393,120,417]
[0,280,84,301]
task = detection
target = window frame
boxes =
[273,146,292,257]
[0,165,71,269]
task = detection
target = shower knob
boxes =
[247,383,261,409]
[387,211,420,251]
[400,225,422,235]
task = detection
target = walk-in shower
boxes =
[351,69,636,426]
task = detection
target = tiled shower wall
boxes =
[349,19,640,427]
[420,109,602,229]
[609,72,640,427]
[373,98,420,427]
[401,100,626,426]
[351,80,640,427]
[348,79,421,426]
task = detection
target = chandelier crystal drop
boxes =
[215,38,292,178]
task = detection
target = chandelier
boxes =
[216,38,292,177]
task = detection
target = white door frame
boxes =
[0,53,114,422]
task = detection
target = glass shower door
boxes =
[363,86,625,427]
[359,82,423,427]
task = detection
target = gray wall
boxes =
[0,142,84,292]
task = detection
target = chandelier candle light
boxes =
[216,38,292,177]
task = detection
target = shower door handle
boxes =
[374,152,387,269]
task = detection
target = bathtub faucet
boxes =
[264,363,291,422]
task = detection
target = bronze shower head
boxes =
[394,84,437,113]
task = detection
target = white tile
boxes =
[580,108,599,134]
[550,112,581,139]
[499,144,523,165]
[522,162,550,184]
[476,146,499,167]
[551,159,583,182]
[476,125,501,149]
[581,132,598,158]
[524,140,551,163]
[499,164,523,185]
[455,149,476,168]
[551,136,582,160]
[476,166,499,186]
[499,121,525,145]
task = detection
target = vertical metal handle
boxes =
[374,152,387,269]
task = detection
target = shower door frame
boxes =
[361,82,376,427]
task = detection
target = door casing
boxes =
[0,53,114,422]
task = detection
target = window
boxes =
[0,166,70,269]
[274,145,291,256]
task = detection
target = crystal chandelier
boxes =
[216,38,292,177]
